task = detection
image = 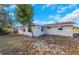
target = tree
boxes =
[0,5,5,28]
[0,4,13,34]
[16,4,34,37]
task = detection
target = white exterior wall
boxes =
[32,26,44,37]
[18,27,32,36]
[45,26,73,37]
[18,26,44,37]
[18,25,73,37]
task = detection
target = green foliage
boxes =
[15,4,34,36]
[0,5,13,34]
[47,27,51,29]
[16,4,33,25]
[0,5,12,28]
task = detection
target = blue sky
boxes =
[5,4,79,27]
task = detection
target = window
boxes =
[58,26,63,30]
[58,28,63,30]
[23,28,26,32]
[41,27,44,31]
[20,27,23,30]
[47,27,51,29]
[38,26,40,29]
[28,28,32,32]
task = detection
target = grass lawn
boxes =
[0,33,79,55]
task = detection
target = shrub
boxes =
[3,28,14,33]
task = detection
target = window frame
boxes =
[41,26,44,32]
[58,26,63,30]
[23,27,26,32]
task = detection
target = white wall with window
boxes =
[45,26,73,37]
[32,26,45,37]
[18,25,45,37]
[18,26,32,36]
[18,24,74,37]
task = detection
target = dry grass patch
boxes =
[0,34,79,55]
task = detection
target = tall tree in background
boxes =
[0,5,5,28]
[0,4,12,29]
[16,4,34,37]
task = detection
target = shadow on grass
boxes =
[0,29,10,36]
[0,33,10,36]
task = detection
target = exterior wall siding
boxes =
[18,26,44,37]
[18,26,73,37]
[45,26,73,37]
[18,27,32,36]
[32,26,44,37]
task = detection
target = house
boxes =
[18,22,75,37]
[18,25,44,37]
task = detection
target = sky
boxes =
[5,4,79,27]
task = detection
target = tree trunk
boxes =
[31,26,33,37]
[27,24,33,37]
[31,31,33,37]
[22,25,25,35]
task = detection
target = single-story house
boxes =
[18,22,75,37]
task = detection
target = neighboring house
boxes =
[18,22,75,37]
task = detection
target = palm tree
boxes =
[16,4,34,37]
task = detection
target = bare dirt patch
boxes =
[0,34,79,55]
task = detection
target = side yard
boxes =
[0,33,79,55]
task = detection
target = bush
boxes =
[0,28,14,35]
[0,28,9,35]
[3,28,14,33]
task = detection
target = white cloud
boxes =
[33,19,54,25]
[9,13,15,16]
[33,20,40,24]
[42,4,53,10]
[73,9,79,14]
[58,9,79,22]
[57,4,77,13]
[49,15,54,19]
[57,6,68,13]
[49,15,61,23]
[41,21,54,24]
[49,15,61,20]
